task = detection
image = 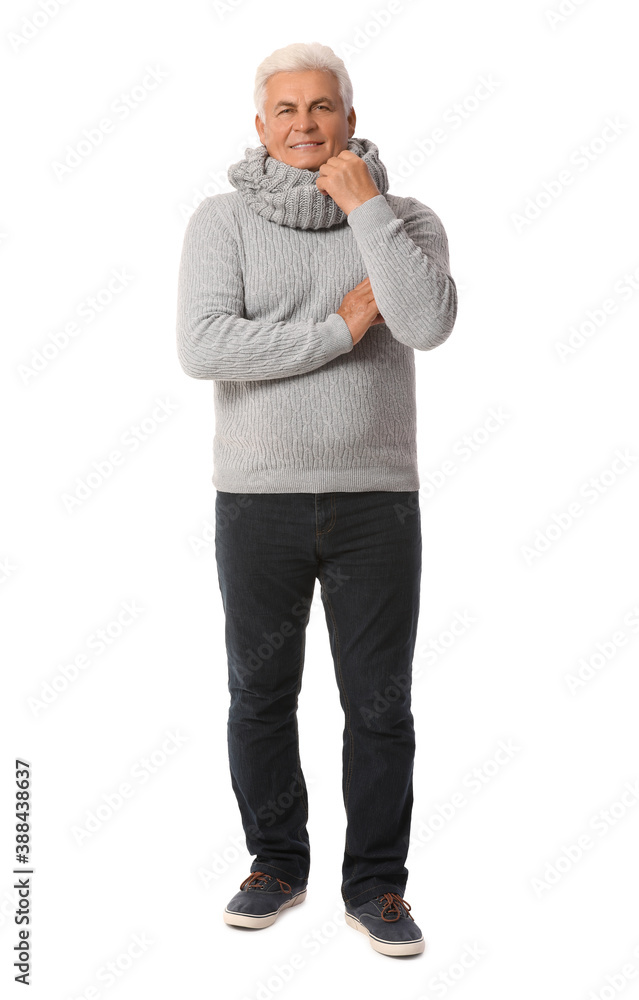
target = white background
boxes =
[2,0,638,997]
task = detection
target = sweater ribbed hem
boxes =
[346,192,398,236]
[322,312,354,360]
[212,464,420,493]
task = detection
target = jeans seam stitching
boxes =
[320,567,355,857]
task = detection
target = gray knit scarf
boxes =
[227,136,389,231]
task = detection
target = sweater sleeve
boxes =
[346,194,458,350]
[176,198,354,381]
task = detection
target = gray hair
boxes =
[254,42,353,123]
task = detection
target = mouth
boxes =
[290,142,324,149]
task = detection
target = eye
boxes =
[279,105,331,114]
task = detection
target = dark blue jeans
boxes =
[214,490,421,907]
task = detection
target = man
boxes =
[176,42,457,957]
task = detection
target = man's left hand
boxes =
[315,150,381,216]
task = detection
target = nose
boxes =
[290,109,318,133]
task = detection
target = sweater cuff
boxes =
[322,312,354,360]
[346,193,396,237]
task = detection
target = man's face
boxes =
[255,69,356,168]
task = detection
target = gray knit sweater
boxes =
[176,137,457,493]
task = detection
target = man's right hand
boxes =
[337,276,385,345]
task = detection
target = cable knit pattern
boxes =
[176,137,458,493]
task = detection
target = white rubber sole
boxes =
[345,911,425,956]
[223,889,307,928]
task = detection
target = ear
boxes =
[347,106,356,136]
[255,113,265,143]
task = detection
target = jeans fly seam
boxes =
[315,493,337,536]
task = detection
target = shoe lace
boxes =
[377,892,414,922]
[240,871,292,893]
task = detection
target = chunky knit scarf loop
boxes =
[227,136,389,230]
